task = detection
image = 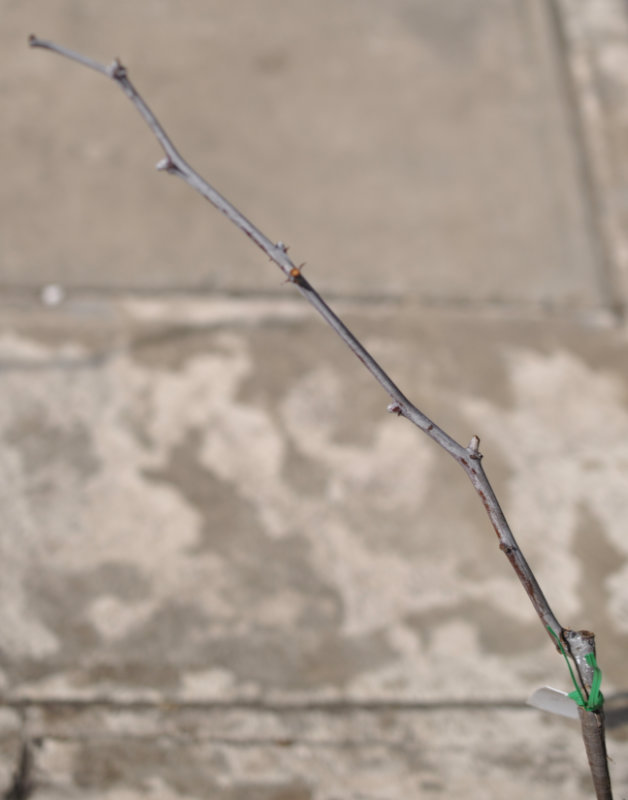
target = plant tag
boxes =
[527,686,579,720]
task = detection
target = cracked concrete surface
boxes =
[2,1,628,798]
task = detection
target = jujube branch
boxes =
[28,35,612,799]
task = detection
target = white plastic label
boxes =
[527,686,579,720]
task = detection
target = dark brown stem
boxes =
[564,630,612,800]
[580,709,612,800]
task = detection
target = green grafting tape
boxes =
[572,652,604,712]
[547,627,604,712]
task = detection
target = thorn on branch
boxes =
[156,157,180,175]
[271,241,290,261]
[106,58,127,80]
[467,434,482,460]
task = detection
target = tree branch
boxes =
[28,34,613,799]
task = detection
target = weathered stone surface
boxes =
[4,702,625,799]
[1,300,628,796]
[557,0,628,307]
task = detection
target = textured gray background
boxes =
[1,1,628,798]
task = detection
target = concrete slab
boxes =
[1,298,627,796]
[556,0,628,309]
[5,702,627,799]
[0,0,611,309]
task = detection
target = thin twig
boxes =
[28,35,613,799]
